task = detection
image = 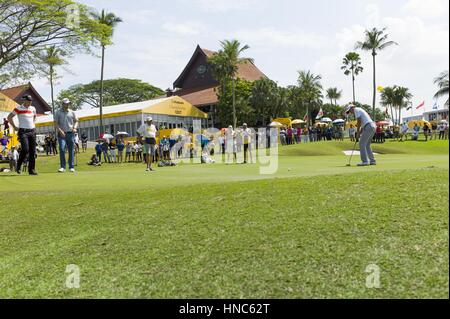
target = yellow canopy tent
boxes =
[408,120,431,129]
[346,120,357,129]
[291,119,306,125]
[273,118,292,127]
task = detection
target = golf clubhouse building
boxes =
[35,96,208,141]
[167,45,266,127]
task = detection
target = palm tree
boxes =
[297,70,323,125]
[380,86,396,123]
[326,87,342,106]
[434,71,449,107]
[341,52,363,103]
[356,27,398,120]
[393,86,412,125]
[92,9,122,134]
[38,46,67,135]
[210,40,253,128]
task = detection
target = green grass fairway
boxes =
[0,140,448,298]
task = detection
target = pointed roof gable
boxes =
[173,45,266,89]
[0,82,51,115]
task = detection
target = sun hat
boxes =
[345,104,355,114]
[62,98,71,104]
[146,116,153,122]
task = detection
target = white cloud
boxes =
[402,0,449,19]
[314,3,449,114]
[185,0,260,12]
[162,21,205,36]
[227,27,328,50]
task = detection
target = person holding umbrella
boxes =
[7,95,38,175]
[137,116,157,171]
[55,98,78,173]
[345,104,377,166]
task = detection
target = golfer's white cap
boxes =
[243,123,248,126]
[146,116,153,122]
[62,98,71,104]
[345,104,355,114]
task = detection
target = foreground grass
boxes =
[0,168,448,298]
[0,140,448,298]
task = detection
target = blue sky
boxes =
[33,0,449,116]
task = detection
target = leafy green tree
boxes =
[215,79,254,127]
[297,70,323,125]
[251,78,279,126]
[353,102,386,122]
[356,27,398,119]
[91,9,123,132]
[57,78,164,110]
[0,0,106,83]
[434,71,449,107]
[322,103,344,120]
[208,40,254,128]
[341,52,363,103]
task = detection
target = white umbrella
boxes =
[322,117,332,123]
[333,119,345,124]
[269,121,283,128]
[101,133,114,140]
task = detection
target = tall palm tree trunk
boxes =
[99,45,105,134]
[352,69,356,103]
[50,67,57,137]
[390,106,394,124]
[233,79,237,128]
[372,52,377,120]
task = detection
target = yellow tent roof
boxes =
[36,96,207,127]
[0,92,16,113]
[273,118,292,127]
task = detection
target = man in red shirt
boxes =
[7,95,38,175]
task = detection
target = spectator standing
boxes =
[125,142,132,162]
[400,123,409,141]
[81,131,88,152]
[101,140,110,163]
[438,123,445,140]
[55,98,78,173]
[3,118,10,135]
[117,138,125,163]
[349,124,356,142]
[7,95,38,175]
[431,122,438,140]
[95,141,102,162]
[109,141,117,163]
[423,124,430,141]
[242,123,253,164]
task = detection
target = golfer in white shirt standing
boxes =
[137,116,157,172]
[345,104,377,166]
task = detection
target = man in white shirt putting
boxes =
[345,104,377,166]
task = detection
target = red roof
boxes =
[175,85,219,107]
[173,45,266,89]
[0,84,30,100]
[0,82,51,115]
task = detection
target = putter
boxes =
[347,140,358,167]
